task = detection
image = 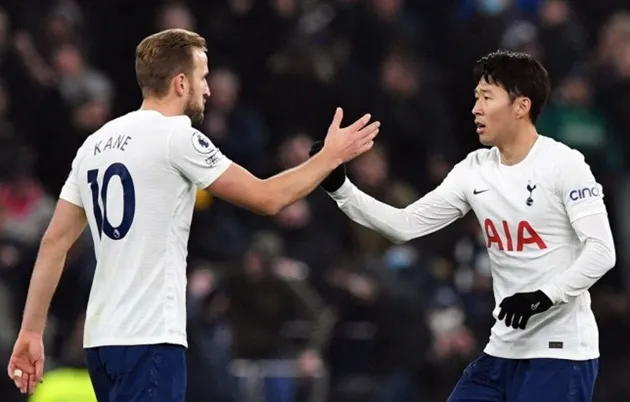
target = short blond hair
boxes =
[135,28,207,98]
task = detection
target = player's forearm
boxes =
[328,179,460,243]
[262,149,340,214]
[540,214,616,304]
[20,240,67,335]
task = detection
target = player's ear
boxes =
[173,73,187,97]
[514,96,531,120]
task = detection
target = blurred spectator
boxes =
[537,65,622,178]
[223,232,335,362]
[190,231,335,402]
[375,46,455,190]
[273,198,343,271]
[537,0,588,83]
[276,132,312,169]
[0,153,54,245]
[51,43,113,133]
[594,12,630,162]
[187,266,237,402]
[1,1,630,401]
[500,20,544,60]
[0,81,22,182]
[42,0,83,50]
[204,67,269,175]
[156,2,196,31]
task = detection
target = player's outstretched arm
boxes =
[309,154,471,244]
[8,200,87,394]
[207,108,380,215]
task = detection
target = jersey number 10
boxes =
[87,163,136,240]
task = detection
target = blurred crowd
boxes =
[1,0,630,401]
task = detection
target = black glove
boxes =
[309,141,347,193]
[498,290,553,329]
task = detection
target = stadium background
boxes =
[1,0,630,401]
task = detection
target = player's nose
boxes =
[472,102,483,116]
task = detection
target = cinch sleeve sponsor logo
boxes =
[569,186,601,201]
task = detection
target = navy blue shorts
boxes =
[447,353,598,402]
[85,344,186,402]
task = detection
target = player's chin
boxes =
[478,132,494,146]
[190,110,205,125]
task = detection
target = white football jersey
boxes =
[329,135,611,360]
[59,109,232,348]
[435,135,607,360]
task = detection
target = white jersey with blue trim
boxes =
[328,135,614,360]
[59,109,231,348]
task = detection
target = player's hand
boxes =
[309,141,347,192]
[321,108,380,166]
[498,290,553,330]
[7,330,45,395]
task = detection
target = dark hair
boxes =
[473,50,551,122]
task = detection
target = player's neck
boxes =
[140,98,184,118]
[498,126,539,166]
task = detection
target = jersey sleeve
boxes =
[59,147,84,208]
[539,213,616,304]
[328,161,470,244]
[557,151,607,222]
[168,127,232,189]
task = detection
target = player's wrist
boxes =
[535,289,554,306]
[309,141,347,192]
[322,165,347,192]
[328,177,353,196]
[18,328,43,339]
[317,143,343,170]
[538,283,561,305]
